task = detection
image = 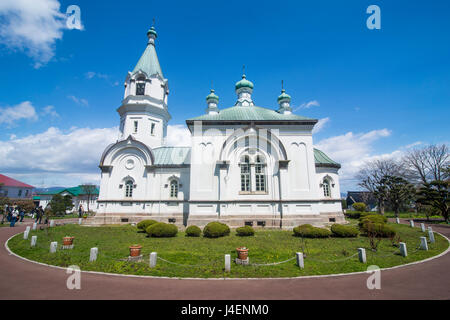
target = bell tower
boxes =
[117,26,171,149]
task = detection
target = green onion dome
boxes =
[206,89,219,102]
[235,74,254,90]
[147,26,157,38]
[277,89,291,102]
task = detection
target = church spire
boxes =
[277,80,292,114]
[206,87,219,115]
[132,25,163,78]
[234,67,254,107]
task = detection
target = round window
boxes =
[125,159,135,170]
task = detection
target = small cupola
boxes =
[277,81,292,114]
[206,89,219,115]
[235,68,254,107]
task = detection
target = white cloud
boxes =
[67,95,89,107]
[315,129,397,190]
[312,117,330,134]
[42,105,59,118]
[294,100,320,111]
[165,124,191,147]
[0,101,38,125]
[0,0,68,68]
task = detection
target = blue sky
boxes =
[0,0,449,190]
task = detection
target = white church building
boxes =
[90,27,345,228]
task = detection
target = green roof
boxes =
[235,75,254,90]
[187,105,314,122]
[206,89,219,102]
[277,89,291,102]
[132,39,163,78]
[153,147,191,166]
[314,148,341,168]
[38,186,99,197]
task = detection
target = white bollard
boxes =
[32,222,37,230]
[396,218,400,224]
[31,235,37,247]
[428,226,433,232]
[409,220,414,228]
[23,230,29,240]
[296,252,304,269]
[78,218,82,225]
[89,247,98,262]
[50,220,55,227]
[149,252,157,268]
[358,248,366,263]
[428,230,435,243]
[399,242,407,257]
[50,241,58,253]
[421,223,426,232]
[25,226,31,234]
[420,237,428,250]
[225,254,231,272]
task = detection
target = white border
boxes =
[4,229,450,281]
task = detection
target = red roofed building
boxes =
[0,174,34,199]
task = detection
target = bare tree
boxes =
[356,159,404,215]
[404,144,449,184]
[80,184,97,212]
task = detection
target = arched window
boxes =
[170,180,178,198]
[255,155,266,192]
[125,180,133,198]
[323,179,331,198]
[136,77,146,95]
[240,156,250,192]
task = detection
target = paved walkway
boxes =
[0,219,449,300]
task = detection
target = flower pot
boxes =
[236,247,248,260]
[129,245,142,257]
[63,236,74,246]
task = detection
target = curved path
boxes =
[0,219,449,300]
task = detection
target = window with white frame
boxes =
[170,180,178,198]
[240,156,250,192]
[255,156,266,192]
[323,179,331,198]
[136,77,146,95]
[125,181,133,198]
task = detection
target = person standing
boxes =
[19,206,25,222]
[35,206,43,224]
[10,208,18,227]
[78,205,83,218]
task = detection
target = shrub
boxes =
[331,224,359,237]
[146,222,178,237]
[359,214,388,228]
[344,211,362,219]
[137,219,158,232]
[185,225,201,237]
[293,224,331,238]
[203,222,230,238]
[352,202,367,212]
[236,225,255,237]
[365,222,396,238]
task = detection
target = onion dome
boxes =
[235,74,254,90]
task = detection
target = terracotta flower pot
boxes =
[63,236,74,246]
[236,247,248,260]
[129,245,142,257]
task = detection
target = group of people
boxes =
[1,204,25,227]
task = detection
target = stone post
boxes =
[25,226,30,233]
[50,220,55,227]
[225,254,231,272]
[31,236,37,247]
[32,223,37,230]
[420,237,428,250]
[409,220,414,228]
[420,223,426,232]
[23,230,29,240]
[90,247,98,262]
[428,229,435,243]
[78,218,82,225]
[50,242,58,253]
[150,252,157,268]
[358,248,366,263]
[396,218,400,224]
[399,242,407,257]
[296,252,304,269]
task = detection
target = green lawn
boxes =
[7,223,449,278]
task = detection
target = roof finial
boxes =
[281,80,284,91]
[242,65,246,78]
[152,18,155,27]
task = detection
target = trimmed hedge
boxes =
[293,224,331,238]
[364,222,396,238]
[137,219,158,231]
[344,211,363,219]
[331,224,359,237]
[358,214,388,228]
[185,225,202,237]
[146,222,178,238]
[352,202,367,212]
[236,225,255,237]
[203,222,230,238]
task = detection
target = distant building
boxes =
[36,186,99,213]
[0,174,34,199]
[346,191,377,210]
